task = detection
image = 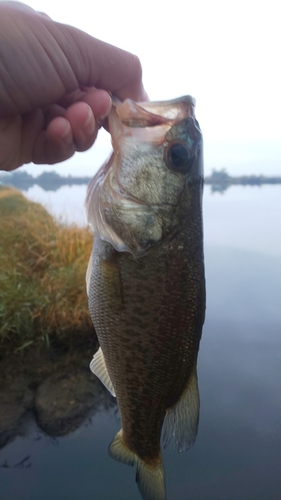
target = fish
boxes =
[85,95,205,500]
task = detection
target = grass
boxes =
[0,186,95,353]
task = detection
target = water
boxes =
[22,184,89,227]
[1,185,281,500]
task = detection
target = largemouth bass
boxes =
[85,95,205,500]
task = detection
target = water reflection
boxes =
[22,184,88,227]
[0,344,115,451]
[1,244,281,499]
[203,184,281,257]
[0,187,281,499]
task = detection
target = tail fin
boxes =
[109,430,166,500]
[136,457,166,500]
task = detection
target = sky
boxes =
[17,0,281,177]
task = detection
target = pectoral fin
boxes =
[90,347,116,397]
[162,366,200,452]
[86,254,92,296]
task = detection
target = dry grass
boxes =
[0,186,94,351]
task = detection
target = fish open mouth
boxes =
[113,95,195,127]
[109,95,196,148]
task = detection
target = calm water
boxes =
[1,185,281,500]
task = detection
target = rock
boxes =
[34,368,108,436]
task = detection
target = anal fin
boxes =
[162,365,200,452]
[108,430,135,466]
[90,347,116,397]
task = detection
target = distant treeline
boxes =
[1,169,281,192]
[204,169,281,193]
[0,170,91,191]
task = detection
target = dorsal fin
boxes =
[162,365,199,452]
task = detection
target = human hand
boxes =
[0,2,146,171]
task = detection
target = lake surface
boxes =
[1,184,281,500]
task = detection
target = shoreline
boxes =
[1,169,281,192]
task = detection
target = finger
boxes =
[1,110,46,170]
[64,102,98,152]
[62,90,111,151]
[0,109,74,170]
[43,104,67,128]
[79,88,112,124]
[33,119,76,164]
[56,87,112,121]
[37,12,52,20]
[46,21,147,102]
[47,102,101,153]
[36,90,111,162]
[0,115,21,171]
[0,3,147,118]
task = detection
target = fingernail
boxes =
[84,105,96,134]
[61,121,72,145]
[98,95,112,121]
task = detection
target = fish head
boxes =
[86,96,203,257]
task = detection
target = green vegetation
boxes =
[0,186,94,353]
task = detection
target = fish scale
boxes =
[86,95,205,500]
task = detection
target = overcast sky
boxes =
[19,0,281,177]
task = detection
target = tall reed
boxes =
[0,186,94,351]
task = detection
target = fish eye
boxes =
[165,142,194,174]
